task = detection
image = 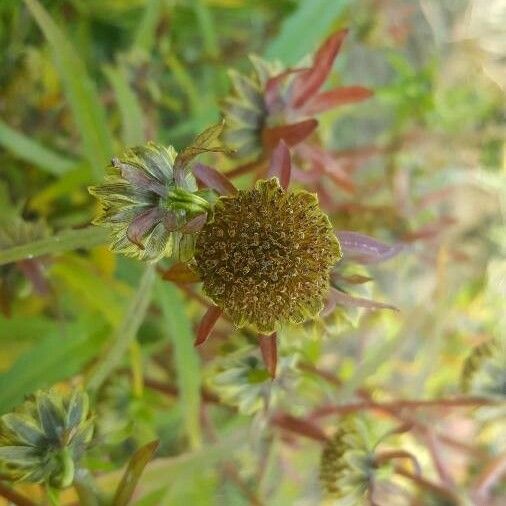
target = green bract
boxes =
[89,123,227,262]
[222,56,283,159]
[0,389,93,488]
[195,178,341,334]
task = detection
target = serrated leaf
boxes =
[174,121,230,175]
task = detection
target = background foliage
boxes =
[0,0,504,504]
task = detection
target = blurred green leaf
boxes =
[113,440,159,506]
[0,119,77,176]
[156,281,202,449]
[266,0,349,64]
[51,254,126,327]
[86,265,155,393]
[0,227,108,266]
[104,64,146,147]
[0,330,103,414]
[193,1,219,59]
[97,430,247,500]
[132,0,164,54]
[24,0,114,179]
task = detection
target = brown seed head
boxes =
[194,178,341,334]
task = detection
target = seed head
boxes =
[207,347,299,415]
[0,389,93,488]
[320,417,375,502]
[461,338,506,400]
[194,178,341,334]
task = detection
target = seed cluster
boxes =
[195,178,341,334]
[319,419,371,499]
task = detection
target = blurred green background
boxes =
[0,0,504,504]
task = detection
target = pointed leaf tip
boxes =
[112,440,159,506]
[160,263,201,283]
[262,119,318,151]
[194,305,222,346]
[301,86,373,115]
[259,333,278,378]
[328,287,399,312]
[336,231,403,264]
[291,28,349,108]
[193,162,237,196]
[268,141,291,190]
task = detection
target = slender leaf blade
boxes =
[266,0,350,64]
[156,281,202,449]
[24,0,113,179]
[0,119,76,176]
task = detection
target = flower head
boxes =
[207,347,298,415]
[222,56,283,159]
[461,338,506,400]
[222,30,372,161]
[320,417,376,504]
[194,178,341,334]
[89,123,226,262]
[0,389,93,488]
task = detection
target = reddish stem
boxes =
[394,466,459,503]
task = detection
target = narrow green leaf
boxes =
[104,64,146,147]
[97,430,247,500]
[266,0,349,64]
[132,0,163,54]
[0,119,77,176]
[156,281,202,449]
[0,227,108,266]
[23,0,113,179]
[193,1,219,59]
[166,54,201,115]
[86,265,156,393]
[112,440,159,506]
[51,255,126,327]
[0,331,103,414]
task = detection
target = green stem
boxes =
[166,188,211,212]
[86,264,156,393]
[58,447,75,489]
[73,469,100,506]
[0,227,108,266]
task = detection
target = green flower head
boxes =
[0,389,93,488]
[320,417,376,505]
[222,56,283,159]
[194,178,341,334]
[207,347,298,415]
[89,123,227,262]
[461,338,506,400]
